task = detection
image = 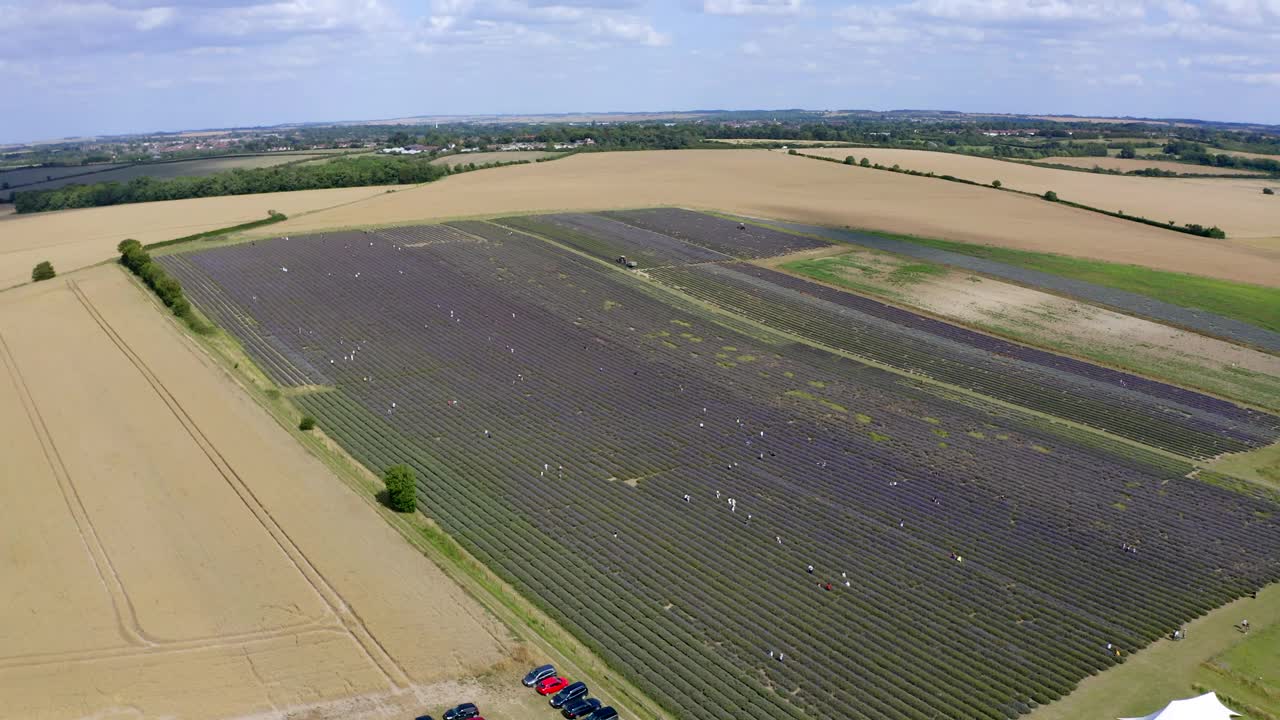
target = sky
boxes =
[2,0,1279,143]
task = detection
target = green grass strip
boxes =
[854,232,1280,334]
[144,211,288,250]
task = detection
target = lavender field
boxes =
[162,211,1280,720]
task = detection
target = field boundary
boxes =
[747,247,1280,414]
[143,211,288,249]
[722,212,1280,353]
[790,150,1231,239]
[126,263,674,720]
[471,219,1229,469]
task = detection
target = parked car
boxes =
[443,703,480,720]
[536,676,569,696]
[523,663,557,687]
[561,697,602,719]
[550,681,589,708]
[587,707,618,720]
[414,715,434,720]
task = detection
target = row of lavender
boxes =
[590,208,1276,456]
[648,262,1265,459]
[164,223,1279,720]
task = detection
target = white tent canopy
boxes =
[1120,692,1240,720]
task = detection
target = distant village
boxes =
[380,138,595,155]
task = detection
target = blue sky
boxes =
[3,0,1279,142]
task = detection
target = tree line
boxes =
[14,155,454,213]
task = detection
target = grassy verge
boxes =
[1027,580,1280,720]
[1209,441,1280,491]
[864,232,1280,334]
[773,249,1280,413]
[161,282,671,720]
[143,211,288,250]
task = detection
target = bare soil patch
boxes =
[767,247,1280,408]
[1037,156,1266,176]
[804,147,1280,245]
[0,265,513,720]
[258,149,1280,286]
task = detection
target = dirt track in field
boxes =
[0,185,391,289]
[0,265,514,719]
[258,149,1280,286]
[803,147,1280,247]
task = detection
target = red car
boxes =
[536,676,569,696]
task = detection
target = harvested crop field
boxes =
[0,265,510,720]
[802,147,1280,245]
[431,150,561,166]
[1036,156,1266,176]
[251,150,1280,286]
[0,185,391,289]
[165,211,1280,720]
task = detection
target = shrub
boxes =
[844,156,855,165]
[383,464,417,512]
[787,149,798,155]
[992,180,1002,188]
[31,261,56,282]
[299,415,317,431]
[1265,188,1275,195]
[1043,190,1059,202]
[860,158,871,167]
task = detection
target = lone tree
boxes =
[844,155,855,165]
[383,464,417,513]
[31,261,55,282]
[859,158,871,167]
[298,415,316,431]
[1043,190,1060,202]
[117,238,141,254]
[992,180,1002,188]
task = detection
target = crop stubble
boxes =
[802,147,1280,246]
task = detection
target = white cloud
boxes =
[591,16,670,45]
[903,0,1145,24]
[704,0,803,16]
[1102,72,1145,86]
[1237,71,1280,85]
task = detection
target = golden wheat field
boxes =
[431,150,561,165]
[1037,156,1266,176]
[803,147,1280,245]
[256,149,1280,286]
[0,185,391,289]
[0,265,511,720]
